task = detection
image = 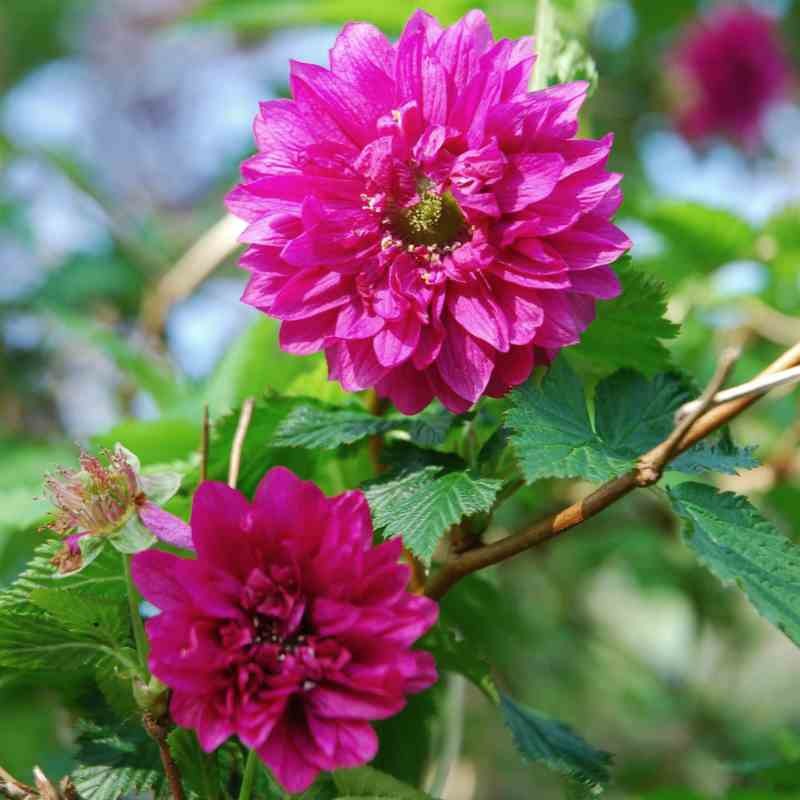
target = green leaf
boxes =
[274,402,391,449]
[634,201,756,288]
[33,254,144,315]
[274,401,455,450]
[669,483,800,646]
[92,418,199,466]
[203,317,320,415]
[195,396,318,497]
[29,586,128,646]
[568,259,679,377]
[507,358,755,484]
[0,608,118,672]
[333,765,435,799]
[0,541,130,674]
[507,358,615,483]
[71,721,169,800]
[168,729,226,799]
[284,357,351,405]
[420,622,498,703]
[365,467,501,564]
[372,688,442,788]
[1,540,125,610]
[500,693,612,792]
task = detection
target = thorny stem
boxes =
[143,714,186,800]
[237,750,260,800]
[123,553,149,677]
[424,339,800,600]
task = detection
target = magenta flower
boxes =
[666,5,794,147]
[227,10,630,414]
[132,467,438,793]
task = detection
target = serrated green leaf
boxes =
[274,403,391,449]
[507,358,616,483]
[1,540,125,610]
[500,693,612,791]
[168,728,226,799]
[333,766,434,799]
[507,358,755,484]
[0,541,131,674]
[568,259,679,377]
[29,586,128,645]
[365,467,501,564]
[0,609,117,672]
[669,483,800,646]
[95,657,138,718]
[274,401,456,450]
[71,721,169,800]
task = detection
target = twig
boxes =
[741,297,800,347]
[142,214,246,337]
[143,714,186,800]
[676,364,800,422]
[0,767,77,800]
[0,765,34,799]
[228,397,255,489]
[424,340,800,600]
[638,346,740,483]
[200,404,210,483]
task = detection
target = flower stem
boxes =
[238,749,260,800]
[427,675,466,797]
[123,553,149,676]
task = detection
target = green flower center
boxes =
[393,190,468,248]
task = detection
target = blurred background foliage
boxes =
[1,0,800,798]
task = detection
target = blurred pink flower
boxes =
[132,467,438,793]
[227,10,629,413]
[666,4,794,147]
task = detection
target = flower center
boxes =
[392,190,468,249]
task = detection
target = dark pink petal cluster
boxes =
[666,4,794,147]
[227,10,630,414]
[132,468,437,793]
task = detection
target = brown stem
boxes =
[424,339,800,600]
[143,714,186,800]
[228,397,255,490]
[200,404,210,483]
